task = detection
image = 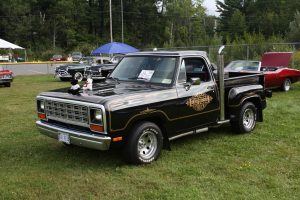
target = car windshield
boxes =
[53,55,62,59]
[110,56,177,85]
[225,61,260,71]
[72,52,82,56]
[80,57,93,64]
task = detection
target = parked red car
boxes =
[225,52,300,91]
[0,66,13,87]
[50,54,66,61]
[260,52,300,91]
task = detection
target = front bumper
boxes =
[0,78,12,84]
[36,120,111,150]
[55,72,72,78]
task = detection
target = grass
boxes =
[0,75,299,200]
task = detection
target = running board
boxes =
[169,127,208,141]
[217,120,230,125]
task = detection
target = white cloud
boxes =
[203,0,223,16]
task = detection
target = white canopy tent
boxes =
[0,38,26,61]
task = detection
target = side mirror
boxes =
[190,77,201,85]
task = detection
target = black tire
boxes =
[62,142,73,147]
[4,82,11,87]
[282,78,292,92]
[59,77,70,81]
[123,121,163,164]
[231,102,257,133]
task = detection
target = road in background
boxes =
[1,63,62,76]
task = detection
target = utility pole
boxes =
[110,0,113,42]
[121,0,124,43]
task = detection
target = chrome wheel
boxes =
[137,130,158,160]
[243,108,255,130]
[74,72,83,82]
[283,78,291,91]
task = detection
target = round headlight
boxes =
[40,101,45,110]
[95,110,102,121]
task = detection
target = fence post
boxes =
[47,63,50,74]
[292,44,295,67]
[246,45,250,60]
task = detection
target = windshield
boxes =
[110,56,177,85]
[225,61,260,71]
[53,55,62,59]
[80,57,93,64]
[72,52,82,56]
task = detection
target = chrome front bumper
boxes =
[0,78,12,83]
[55,73,72,78]
[36,120,111,150]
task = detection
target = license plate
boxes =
[58,132,70,144]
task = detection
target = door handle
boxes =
[207,86,214,90]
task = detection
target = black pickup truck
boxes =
[36,50,271,164]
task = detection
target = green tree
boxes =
[287,11,300,42]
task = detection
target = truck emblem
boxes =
[186,93,213,111]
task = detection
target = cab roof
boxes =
[126,50,208,57]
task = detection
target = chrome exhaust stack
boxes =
[217,46,225,121]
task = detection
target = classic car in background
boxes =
[85,63,116,80]
[0,65,13,87]
[225,60,261,72]
[50,54,66,61]
[225,52,300,91]
[55,56,112,81]
[71,52,83,61]
[110,55,124,64]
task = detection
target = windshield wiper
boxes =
[128,77,149,81]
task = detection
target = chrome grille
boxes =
[45,100,89,126]
[58,69,68,76]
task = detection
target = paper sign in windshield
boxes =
[138,70,154,81]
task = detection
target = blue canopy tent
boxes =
[91,42,138,55]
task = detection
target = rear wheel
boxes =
[282,78,291,91]
[4,82,11,87]
[231,102,257,133]
[123,121,163,164]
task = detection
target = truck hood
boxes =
[39,81,172,106]
[261,52,292,67]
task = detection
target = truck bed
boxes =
[223,71,264,88]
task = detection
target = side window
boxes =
[179,58,211,83]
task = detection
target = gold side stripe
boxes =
[109,107,220,132]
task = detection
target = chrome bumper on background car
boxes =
[0,78,12,83]
[36,120,111,150]
[55,70,72,78]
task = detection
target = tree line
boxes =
[0,0,300,60]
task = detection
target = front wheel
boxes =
[123,121,163,164]
[231,102,257,133]
[59,77,70,81]
[73,72,84,82]
[282,78,291,92]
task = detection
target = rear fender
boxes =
[228,85,265,122]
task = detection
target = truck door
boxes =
[174,57,220,133]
